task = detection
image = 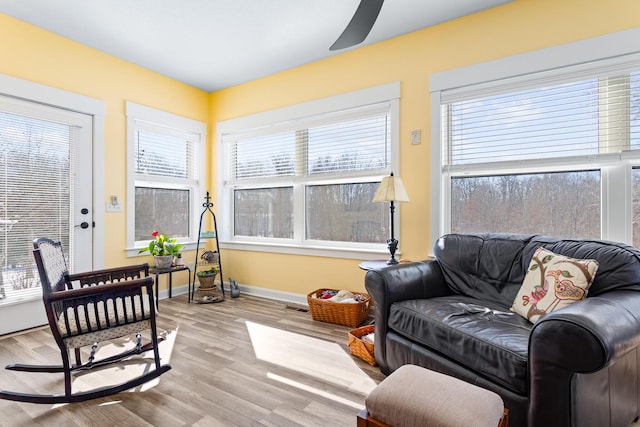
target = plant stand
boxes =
[191,192,225,303]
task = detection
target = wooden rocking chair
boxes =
[0,238,171,404]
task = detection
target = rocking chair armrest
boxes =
[48,277,155,303]
[67,263,151,287]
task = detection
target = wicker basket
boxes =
[197,272,218,289]
[307,288,371,328]
[348,324,376,366]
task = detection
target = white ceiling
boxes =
[0,0,512,92]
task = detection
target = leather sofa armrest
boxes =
[365,260,450,307]
[528,290,640,427]
[364,260,450,373]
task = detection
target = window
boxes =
[451,171,600,238]
[126,102,206,253]
[218,83,400,256]
[234,188,293,238]
[431,36,640,247]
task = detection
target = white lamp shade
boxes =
[373,174,410,203]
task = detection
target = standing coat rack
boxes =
[192,192,224,301]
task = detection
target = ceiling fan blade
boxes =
[330,0,384,51]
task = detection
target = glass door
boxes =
[0,95,93,333]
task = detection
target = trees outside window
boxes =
[452,172,600,238]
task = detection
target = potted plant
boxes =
[196,266,219,289]
[139,231,183,269]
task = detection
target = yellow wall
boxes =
[1,0,638,297]
[210,0,640,295]
[0,13,208,289]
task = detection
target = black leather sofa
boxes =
[365,233,640,427]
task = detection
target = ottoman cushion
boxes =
[365,364,504,427]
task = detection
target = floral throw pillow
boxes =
[510,247,599,323]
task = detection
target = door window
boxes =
[0,96,92,305]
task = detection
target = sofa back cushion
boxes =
[434,234,531,307]
[434,233,640,308]
[525,236,640,296]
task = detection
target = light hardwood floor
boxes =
[0,293,385,426]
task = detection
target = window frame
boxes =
[430,28,640,250]
[217,82,401,259]
[125,101,206,256]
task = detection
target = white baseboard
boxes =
[157,281,376,322]
[233,283,308,306]
[157,281,308,307]
[157,283,190,300]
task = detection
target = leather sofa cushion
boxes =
[434,234,532,307]
[434,233,640,308]
[526,236,640,296]
[388,295,531,394]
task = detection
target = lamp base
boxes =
[386,238,399,265]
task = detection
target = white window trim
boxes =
[430,27,640,249]
[125,101,207,257]
[217,82,401,260]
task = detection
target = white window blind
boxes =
[135,126,199,181]
[442,61,640,172]
[307,110,390,175]
[631,71,640,147]
[0,108,76,303]
[224,103,391,185]
[230,130,296,180]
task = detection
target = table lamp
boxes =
[373,172,410,265]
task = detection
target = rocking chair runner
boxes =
[0,238,171,404]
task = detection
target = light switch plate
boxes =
[106,201,123,212]
[411,129,421,145]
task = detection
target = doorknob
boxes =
[75,222,90,229]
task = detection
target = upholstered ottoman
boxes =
[357,365,508,427]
